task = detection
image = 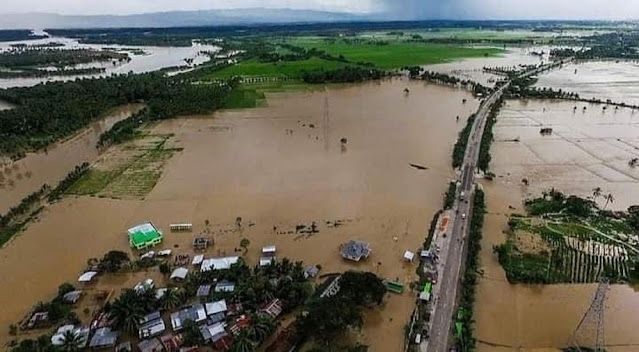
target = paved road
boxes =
[421,63,561,352]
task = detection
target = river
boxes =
[0,33,220,88]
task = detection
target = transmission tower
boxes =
[571,278,609,352]
[323,90,330,152]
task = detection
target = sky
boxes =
[1,0,638,19]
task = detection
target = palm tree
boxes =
[248,314,277,343]
[231,330,256,352]
[108,290,145,333]
[60,330,84,352]
[592,187,603,203]
[604,193,615,210]
[159,287,180,310]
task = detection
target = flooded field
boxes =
[475,99,639,351]
[536,61,639,107]
[0,35,219,88]
[0,104,143,214]
[426,47,547,86]
[0,79,478,350]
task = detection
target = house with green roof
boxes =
[128,222,163,250]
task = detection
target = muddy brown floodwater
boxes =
[0,104,144,214]
[475,99,639,351]
[0,78,479,350]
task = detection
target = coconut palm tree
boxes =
[231,330,256,352]
[592,187,603,203]
[159,287,180,311]
[604,193,615,210]
[108,290,145,333]
[248,314,277,343]
[59,330,84,352]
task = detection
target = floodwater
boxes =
[426,47,548,87]
[0,34,219,88]
[0,79,479,350]
[474,99,639,351]
[536,61,639,107]
[0,104,144,214]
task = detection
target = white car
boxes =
[461,213,467,220]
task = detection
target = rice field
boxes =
[499,216,636,283]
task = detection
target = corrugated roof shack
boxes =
[340,240,371,262]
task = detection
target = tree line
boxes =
[300,66,384,84]
[0,72,233,158]
[0,48,129,68]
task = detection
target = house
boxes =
[139,312,166,339]
[170,304,206,331]
[228,315,251,335]
[160,333,184,352]
[259,257,275,266]
[25,311,50,329]
[193,237,210,250]
[77,271,98,283]
[260,299,283,319]
[260,246,277,266]
[134,279,155,293]
[89,327,118,349]
[205,299,227,316]
[208,312,226,324]
[201,322,232,351]
[304,266,319,279]
[62,290,83,304]
[340,240,371,261]
[115,342,132,352]
[170,268,189,281]
[215,280,235,293]
[201,256,239,272]
[404,250,415,262]
[197,285,211,297]
[128,222,163,250]
[138,337,165,352]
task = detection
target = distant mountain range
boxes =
[0,8,374,29]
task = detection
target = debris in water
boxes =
[409,163,428,171]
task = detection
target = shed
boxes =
[201,256,239,272]
[262,245,276,255]
[340,240,371,261]
[170,304,206,331]
[170,267,189,281]
[78,271,98,283]
[89,327,118,349]
[134,279,155,294]
[205,299,227,316]
[200,322,227,342]
[192,254,204,265]
[170,223,192,232]
[128,222,163,250]
[157,250,172,257]
[138,338,165,352]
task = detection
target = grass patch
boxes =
[203,57,351,80]
[222,88,267,109]
[66,169,123,195]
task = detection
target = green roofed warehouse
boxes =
[128,222,163,250]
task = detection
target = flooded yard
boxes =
[474,99,639,351]
[0,79,478,350]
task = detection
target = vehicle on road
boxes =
[461,213,466,220]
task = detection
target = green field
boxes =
[285,38,502,69]
[205,57,350,79]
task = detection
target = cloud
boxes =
[1,0,638,19]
